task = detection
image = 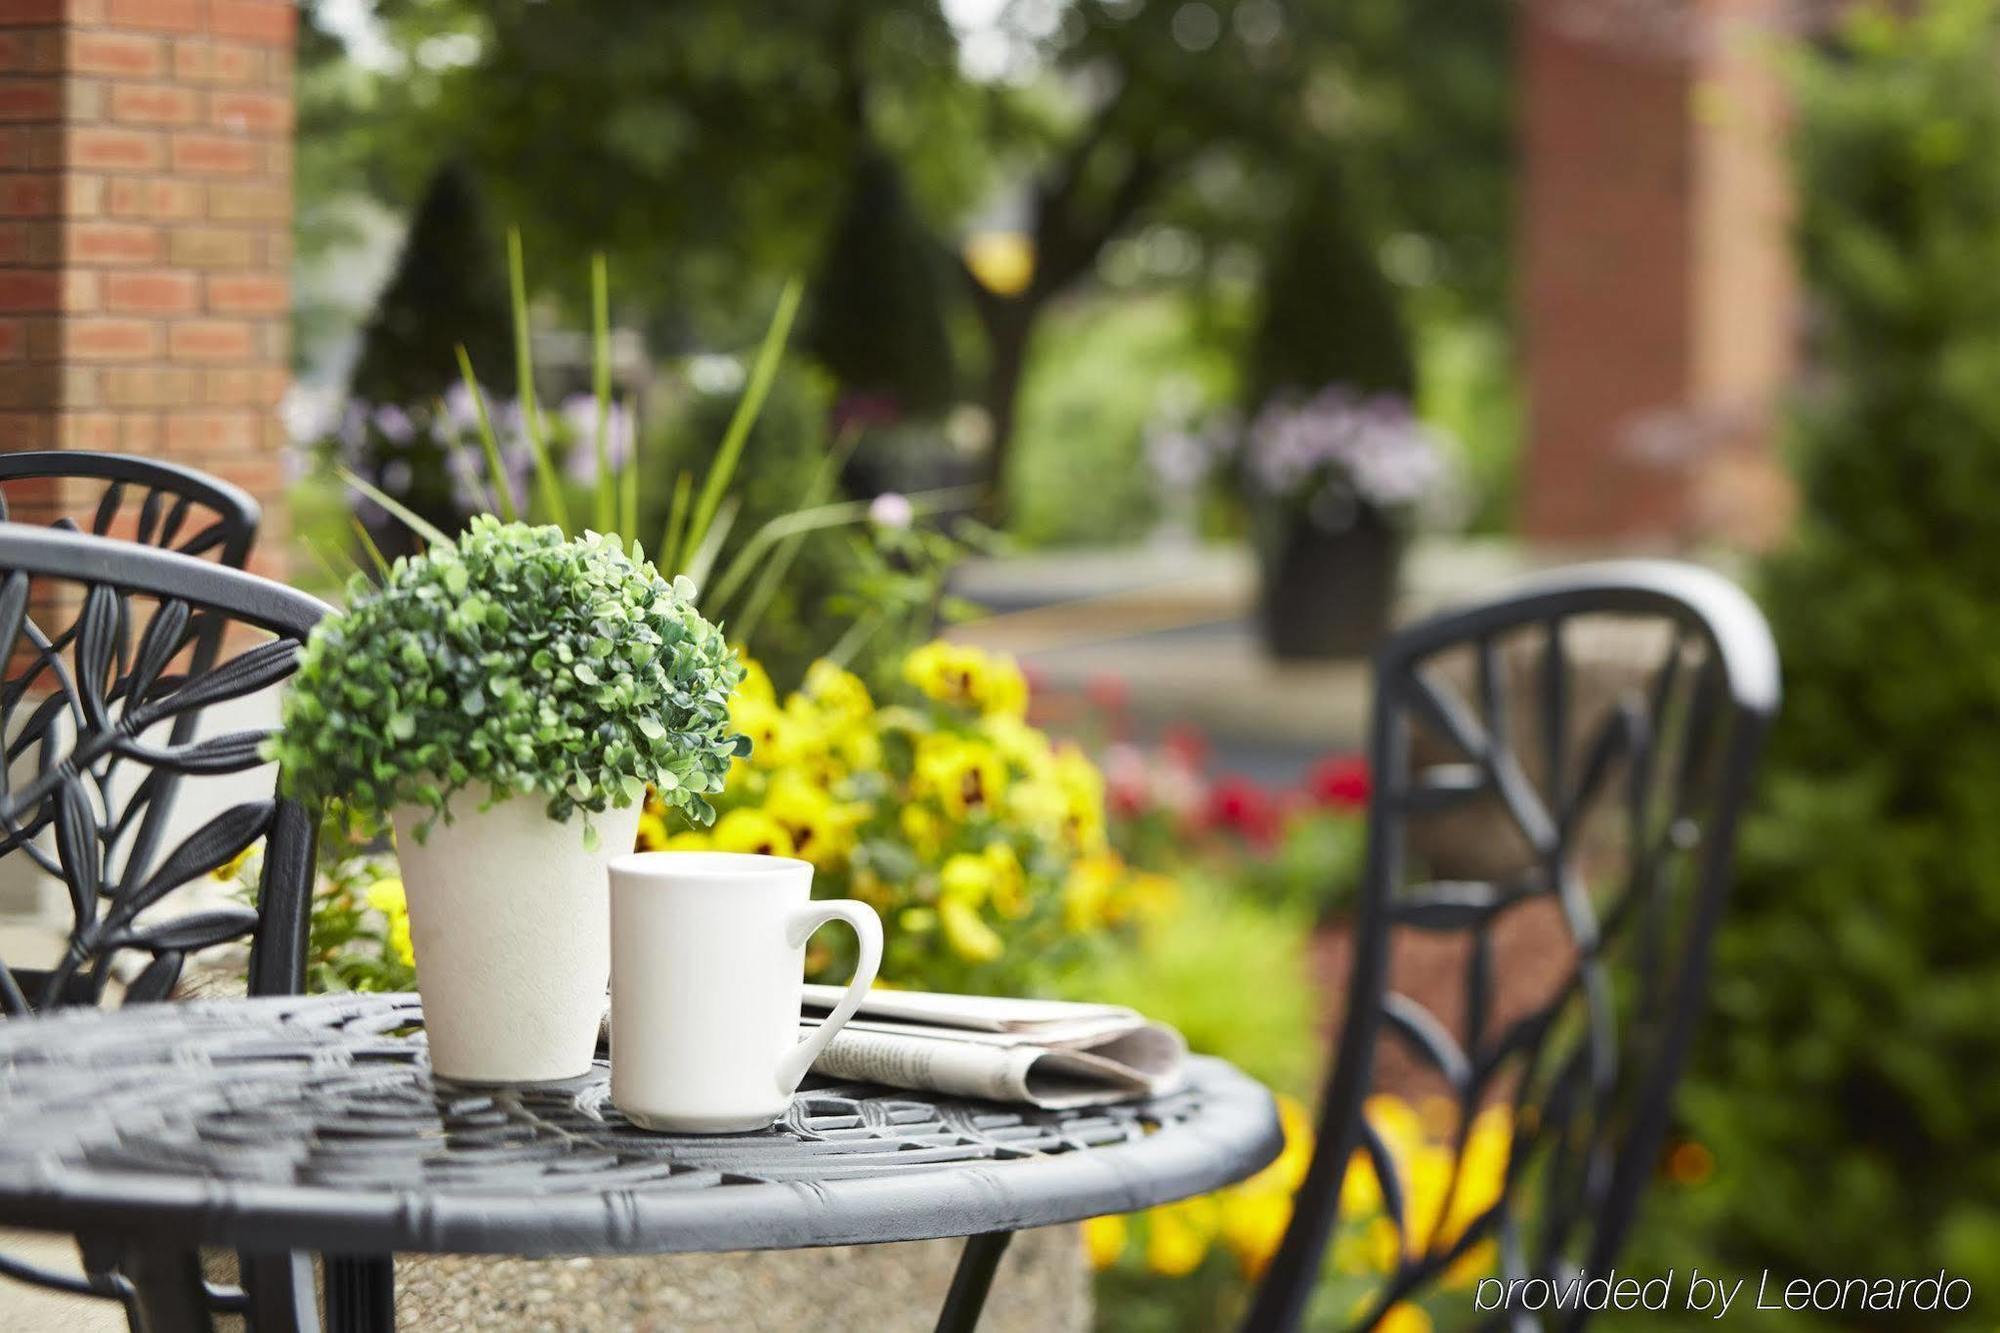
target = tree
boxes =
[343,161,515,548]
[348,161,515,406]
[325,0,1511,514]
[1244,164,1415,406]
[804,147,958,416]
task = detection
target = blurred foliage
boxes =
[1245,164,1415,407]
[348,162,515,406]
[1056,876,1318,1098]
[1639,5,2000,1324]
[341,162,515,549]
[1008,290,1241,545]
[302,0,1512,517]
[1412,312,1519,535]
[805,149,961,415]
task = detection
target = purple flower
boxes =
[1243,385,1450,512]
[559,395,636,485]
[372,404,415,447]
[868,492,915,530]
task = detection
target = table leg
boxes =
[933,1231,1014,1333]
[242,1251,320,1333]
[78,1235,213,1333]
[323,1254,394,1333]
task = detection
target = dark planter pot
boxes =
[1256,506,1404,661]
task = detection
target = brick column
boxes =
[1518,0,1798,550]
[0,0,293,577]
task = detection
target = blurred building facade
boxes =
[1520,0,1801,551]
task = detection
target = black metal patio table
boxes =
[0,991,1282,1333]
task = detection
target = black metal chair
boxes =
[1246,561,1779,1332]
[0,451,261,567]
[0,526,327,1325]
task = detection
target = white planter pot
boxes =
[392,788,642,1084]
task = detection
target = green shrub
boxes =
[1648,4,2000,1319]
[1245,164,1414,407]
[341,162,517,550]
[803,148,958,415]
[270,517,745,836]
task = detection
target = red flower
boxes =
[1087,672,1130,715]
[1206,775,1282,847]
[1162,723,1210,770]
[1307,753,1372,811]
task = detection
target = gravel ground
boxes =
[0,1226,1089,1332]
[387,1228,1088,1332]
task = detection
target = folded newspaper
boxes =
[797,986,1188,1110]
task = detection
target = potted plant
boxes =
[1239,387,1449,660]
[270,515,744,1083]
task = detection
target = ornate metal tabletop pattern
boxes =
[0,992,1280,1258]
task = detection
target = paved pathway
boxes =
[951,538,1544,783]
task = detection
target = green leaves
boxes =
[269,516,744,833]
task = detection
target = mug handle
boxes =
[776,899,883,1095]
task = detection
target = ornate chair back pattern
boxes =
[0,451,260,567]
[1247,562,1779,1332]
[0,527,328,1014]
[0,454,265,956]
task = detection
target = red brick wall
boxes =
[1518,0,1798,550]
[0,0,293,577]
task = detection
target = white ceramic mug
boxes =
[607,851,882,1133]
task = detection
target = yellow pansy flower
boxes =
[1377,1303,1434,1333]
[1364,1094,1425,1166]
[1144,1196,1219,1277]
[1400,1143,1455,1256]
[939,897,1003,963]
[983,842,1029,918]
[735,654,776,706]
[711,809,797,858]
[802,659,873,728]
[1443,1239,1499,1290]
[387,912,415,967]
[1082,1214,1128,1270]
[1062,853,1125,932]
[730,693,790,770]
[211,841,259,882]
[635,812,670,851]
[364,878,407,917]
[903,641,1028,718]
[913,734,1006,819]
[939,852,997,905]
[1340,1150,1383,1217]
[1053,744,1109,852]
[900,803,946,859]
[763,774,864,870]
[981,713,1056,778]
[1444,1105,1511,1243]
[665,830,712,851]
[1220,1190,1292,1279]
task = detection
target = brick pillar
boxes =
[1518,0,1798,550]
[0,0,293,577]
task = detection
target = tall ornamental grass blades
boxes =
[267,517,745,839]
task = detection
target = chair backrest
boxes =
[0,527,329,1013]
[0,451,260,567]
[1247,562,1779,1332]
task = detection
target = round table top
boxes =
[0,992,1282,1257]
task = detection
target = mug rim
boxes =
[608,849,813,881]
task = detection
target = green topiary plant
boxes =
[269,516,745,842]
[1639,4,2000,1321]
